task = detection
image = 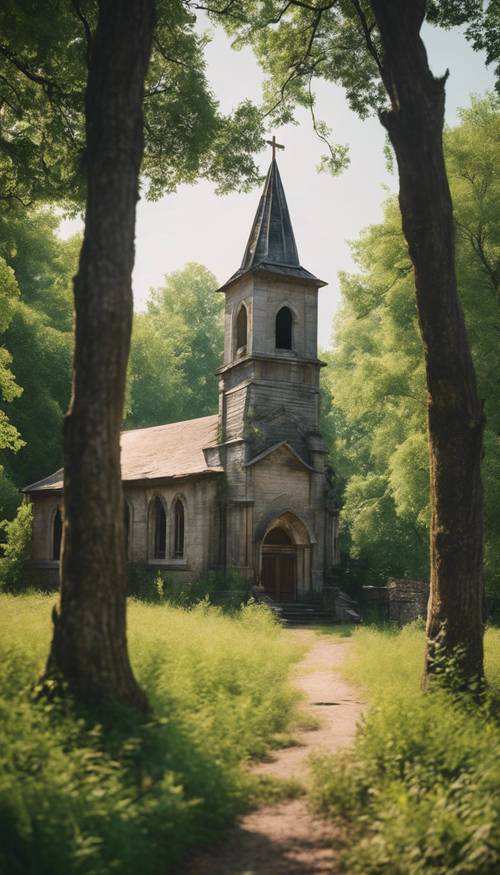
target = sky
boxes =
[59,19,495,349]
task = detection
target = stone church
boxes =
[24,157,340,601]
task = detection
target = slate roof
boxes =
[217,159,326,291]
[23,414,221,493]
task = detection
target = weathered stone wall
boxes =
[362,579,430,625]
[388,578,429,625]
[29,474,221,590]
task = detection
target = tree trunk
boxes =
[42,0,155,710]
[370,0,485,685]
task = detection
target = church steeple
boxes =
[217,155,325,292]
[241,159,300,270]
[216,148,328,465]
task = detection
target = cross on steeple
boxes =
[266,134,284,161]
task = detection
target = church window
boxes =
[152,497,167,560]
[52,508,62,560]
[275,306,292,350]
[235,304,247,354]
[173,498,185,558]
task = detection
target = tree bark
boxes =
[42,0,155,710]
[370,0,485,685]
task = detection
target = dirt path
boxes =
[185,630,364,875]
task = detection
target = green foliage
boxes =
[0,501,33,591]
[0,207,75,490]
[216,1,498,170]
[0,0,264,207]
[0,593,302,874]
[320,96,500,591]
[310,624,500,875]
[127,263,223,427]
[127,563,252,611]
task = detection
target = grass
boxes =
[310,622,500,875]
[0,592,304,875]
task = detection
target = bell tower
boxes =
[216,152,327,465]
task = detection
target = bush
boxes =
[0,593,302,875]
[0,500,33,592]
[127,564,252,610]
[310,624,500,875]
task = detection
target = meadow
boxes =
[0,593,303,875]
[311,623,500,875]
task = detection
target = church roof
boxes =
[23,414,221,493]
[217,159,326,291]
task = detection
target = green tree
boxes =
[323,95,500,597]
[0,255,25,517]
[0,208,75,490]
[0,500,33,592]
[127,263,223,428]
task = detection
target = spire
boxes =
[240,159,300,270]
[216,154,326,292]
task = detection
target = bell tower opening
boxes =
[235,303,248,356]
[275,306,293,350]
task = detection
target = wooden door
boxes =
[261,551,297,602]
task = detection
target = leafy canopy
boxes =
[207,0,499,172]
[0,0,266,207]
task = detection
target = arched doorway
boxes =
[261,526,297,602]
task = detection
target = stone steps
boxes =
[273,602,334,627]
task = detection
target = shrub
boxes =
[0,593,302,874]
[310,625,500,875]
[0,500,33,592]
[127,564,252,611]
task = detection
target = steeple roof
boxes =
[217,159,326,291]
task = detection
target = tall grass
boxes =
[0,593,303,875]
[310,623,500,875]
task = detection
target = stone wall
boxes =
[29,473,221,590]
[362,579,430,625]
[388,578,429,625]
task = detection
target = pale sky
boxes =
[59,20,495,349]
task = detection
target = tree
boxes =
[214,0,499,686]
[0,208,75,491]
[0,256,25,516]
[322,95,500,601]
[127,263,223,427]
[37,0,156,711]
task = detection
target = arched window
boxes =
[236,304,247,353]
[173,499,185,558]
[275,306,293,350]
[52,508,62,560]
[152,497,166,560]
[124,501,130,557]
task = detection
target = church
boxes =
[24,154,340,601]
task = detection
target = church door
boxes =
[261,527,297,602]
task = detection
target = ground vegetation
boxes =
[311,622,500,874]
[0,593,301,875]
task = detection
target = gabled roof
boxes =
[217,159,326,292]
[24,414,222,494]
[244,440,316,472]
